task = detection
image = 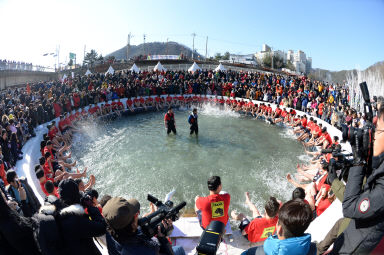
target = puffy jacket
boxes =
[263,234,314,255]
[331,154,384,254]
[60,204,106,255]
[37,203,106,255]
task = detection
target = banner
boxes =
[147,55,180,60]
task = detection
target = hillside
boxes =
[309,61,384,84]
[107,41,203,60]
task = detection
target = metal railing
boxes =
[138,63,268,73]
[0,62,55,72]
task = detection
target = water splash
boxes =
[198,103,241,118]
[279,128,297,140]
[346,68,384,112]
[298,154,312,162]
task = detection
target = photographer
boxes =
[103,196,185,255]
[327,104,384,254]
[6,170,40,216]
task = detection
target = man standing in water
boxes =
[164,107,177,135]
[188,108,198,135]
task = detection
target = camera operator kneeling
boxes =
[103,197,185,255]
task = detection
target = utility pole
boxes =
[83,45,86,66]
[191,33,196,60]
[143,34,146,56]
[271,47,274,70]
[205,36,208,60]
[127,33,132,61]
[57,45,60,71]
[166,38,169,55]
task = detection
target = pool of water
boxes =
[71,105,305,216]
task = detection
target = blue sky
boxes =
[0,0,383,71]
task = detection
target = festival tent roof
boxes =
[85,69,92,76]
[106,65,114,75]
[130,63,140,72]
[153,61,166,72]
[188,62,201,73]
[214,63,226,71]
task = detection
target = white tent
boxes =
[85,69,92,76]
[106,65,114,75]
[214,63,226,72]
[188,62,201,73]
[130,63,140,72]
[153,61,166,72]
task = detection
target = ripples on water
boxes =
[71,105,306,216]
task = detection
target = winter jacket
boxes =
[0,196,40,255]
[119,228,174,255]
[36,202,106,255]
[263,234,314,255]
[58,204,106,255]
[330,153,384,254]
[242,234,316,255]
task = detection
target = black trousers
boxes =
[190,124,198,135]
[167,124,177,134]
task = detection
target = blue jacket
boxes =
[263,234,312,255]
[188,114,198,125]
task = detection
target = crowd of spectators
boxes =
[0,59,35,71]
[0,67,383,255]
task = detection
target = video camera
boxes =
[341,82,374,175]
[196,221,226,255]
[321,146,353,181]
[138,194,186,238]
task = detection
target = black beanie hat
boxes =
[59,179,81,205]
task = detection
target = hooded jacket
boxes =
[263,234,313,255]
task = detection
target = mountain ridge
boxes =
[107,41,203,60]
[308,61,384,84]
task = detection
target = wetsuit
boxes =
[164,112,176,134]
[188,113,198,135]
